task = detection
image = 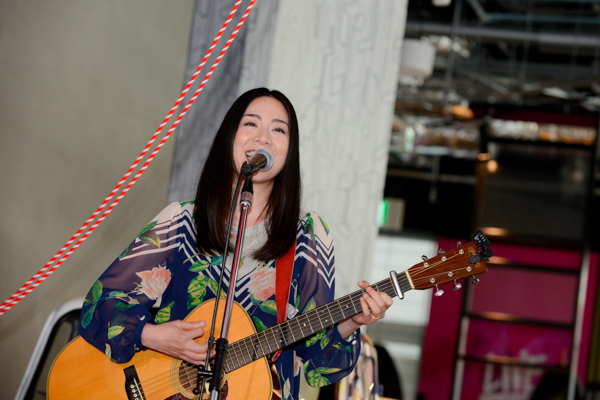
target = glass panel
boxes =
[479,142,591,242]
[469,267,579,325]
[460,359,570,400]
[465,319,572,366]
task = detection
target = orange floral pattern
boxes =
[249,268,275,301]
[135,266,172,300]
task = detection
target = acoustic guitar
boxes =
[47,232,492,399]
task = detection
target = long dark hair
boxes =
[193,88,301,262]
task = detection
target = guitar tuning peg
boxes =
[453,280,462,290]
[434,285,444,297]
[456,241,462,247]
[421,255,428,261]
[438,249,446,254]
[471,276,480,285]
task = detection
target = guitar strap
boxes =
[271,241,296,362]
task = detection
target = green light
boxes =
[377,199,389,227]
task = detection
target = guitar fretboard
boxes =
[223,271,412,373]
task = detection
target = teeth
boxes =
[245,151,254,159]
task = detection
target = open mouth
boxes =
[245,150,255,160]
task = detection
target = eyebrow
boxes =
[244,113,290,128]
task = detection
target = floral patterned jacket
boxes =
[79,202,360,400]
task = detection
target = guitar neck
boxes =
[223,271,412,373]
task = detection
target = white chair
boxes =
[15,297,84,400]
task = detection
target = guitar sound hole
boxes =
[178,361,199,391]
[178,360,229,399]
[178,359,217,392]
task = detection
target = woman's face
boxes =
[233,96,290,186]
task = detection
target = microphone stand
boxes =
[207,174,254,400]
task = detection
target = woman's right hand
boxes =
[141,320,213,365]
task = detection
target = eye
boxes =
[244,121,257,127]
[274,127,287,134]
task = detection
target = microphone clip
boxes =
[240,148,273,176]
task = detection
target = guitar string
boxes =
[227,267,434,370]
[224,276,408,370]
[408,244,482,278]
[126,337,217,398]
[142,282,401,398]
[139,265,461,398]
[137,265,463,398]
[406,252,472,282]
[140,359,222,400]
[228,276,401,351]
[127,274,413,397]
[244,254,483,364]
[133,248,477,396]
[408,255,461,279]
[131,247,483,398]
[206,276,405,372]
[409,254,482,285]
[407,251,462,275]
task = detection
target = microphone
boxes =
[241,148,274,175]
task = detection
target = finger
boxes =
[357,280,370,289]
[359,281,386,309]
[177,320,207,330]
[181,342,210,363]
[365,286,386,308]
[362,291,385,319]
[359,296,373,318]
[168,319,206,330]
[381,292,394,307]
[358,281,381,308]
[183,351,208,366]
[176,320,208,339]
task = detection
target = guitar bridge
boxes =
[123,365,145,400]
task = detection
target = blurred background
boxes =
[1,1,599,400]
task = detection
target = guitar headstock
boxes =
[406,231,493,295]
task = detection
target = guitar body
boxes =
[47,299,273,400]
[47,234,493,400]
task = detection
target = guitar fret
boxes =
[269,327,279,352]
[224,346,234,372]
[281,322,294,345]
[351,292,359,314]
[234,346,242,370]
[332,301,346,321]
[255,336,266,359]
[225,273,417,374]
[313,306,323,329]
[232,344,242,369]
[241,339,252,366]
[339,297,353,319]
[263,330,274,353]
[332,303,345,325]
[299,313,309,336]
[286,321,296,343]
[325,304,334,325]
[319,309,327,327]
[294,314,305,338]
[278,325,288,347]
[238,342,248,366]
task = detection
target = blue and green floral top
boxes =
[80,201,360,400]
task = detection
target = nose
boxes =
[254,127,271,145]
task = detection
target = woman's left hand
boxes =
[338,281,393,339]
[351,280,394,326]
